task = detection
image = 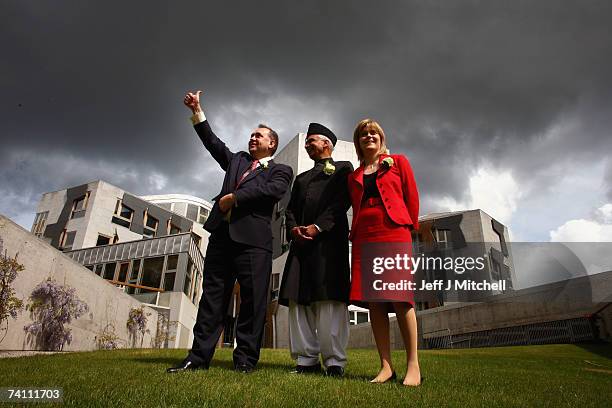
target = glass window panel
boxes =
[146,215,158,229]
[173,202,187,216]
[94,264,103,276]
[183,261,193,297]
[357,312,369,324]
[117,263,129,282]
[64,231,76,247]
[186,204,199,221]
[120,204,133,219]
[141,257,164,288]
[130,259,141,281]
[112,216,130,228]
[158,203,171,210]
[74,196,86,211]
[96,235,110,246]
[167,255,178,271]
[163,272,176,291]
[103,263,116,280]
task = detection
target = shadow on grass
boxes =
[130,356,293,373]
[577,341,612,359]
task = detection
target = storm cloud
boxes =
[2,0,611,240]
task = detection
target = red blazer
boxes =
[348,154,419,240]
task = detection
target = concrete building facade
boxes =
[29,180,210,348]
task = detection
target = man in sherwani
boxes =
[279,123,353,377]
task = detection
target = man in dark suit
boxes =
[279,123,353,377]
[168,90,293,373]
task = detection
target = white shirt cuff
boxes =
[190,111,206,125]
[314,224,322,232]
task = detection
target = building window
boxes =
[173,202,187,216]
[141,257,164,289]
[59,230,76,251]
[126,259,141,294]
[112,199,133,228]
[167,220,181,235]
[198,207,209,224]
[70,192,90,219]
[163,255,178,291]
[143,211,158,238]
[96,234,111,246]
[117,262,130,283]
[184,260,193,297]
[191,273,200,304]
[157,203,172,211]
[349,310,370,325]
[31,211,49,237]
[413,233,425,254]
[93,264,103,276]
[186,204,199,222]
[434,229,451,250]
[102,262,116,280]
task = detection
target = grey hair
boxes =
[311,134,334,152]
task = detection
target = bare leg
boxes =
[393,302,421,386]
[369,302,395,382]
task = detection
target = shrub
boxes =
[0,238,24,343]
[24,278,89,351]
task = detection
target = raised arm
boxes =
[184,90,234,171]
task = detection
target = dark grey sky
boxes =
[2,0,612,241]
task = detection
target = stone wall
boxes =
[0,215,159,351]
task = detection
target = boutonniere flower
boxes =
[323,160,336,175]
[381,157,394,168]
[260,161,269,169]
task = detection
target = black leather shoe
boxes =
[325,366,345,377]
[234,363,254,374]
[166,360,206,373]
[291,364,322,374]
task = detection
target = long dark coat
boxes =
[279,159,353,306]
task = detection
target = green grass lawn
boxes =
[1,344,611,407]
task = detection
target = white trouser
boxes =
[288,300,349,368]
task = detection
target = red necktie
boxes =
[237,159,259,187]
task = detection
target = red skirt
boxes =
[350,198,414,305]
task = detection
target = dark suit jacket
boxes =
[348,153,419,241]
[194,120,293,252]
[279,159,353,305]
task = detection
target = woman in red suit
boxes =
[348,119,421,386]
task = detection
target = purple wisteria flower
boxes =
[23,278,89,351]
[0,238,24,343]
[127,306,150,347]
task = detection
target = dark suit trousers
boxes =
[188,223,272,368]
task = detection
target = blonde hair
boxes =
[352,118,389,161]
